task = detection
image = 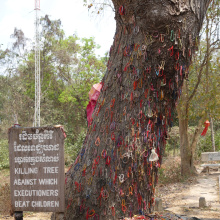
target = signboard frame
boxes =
[8,126,65,213]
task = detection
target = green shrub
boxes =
[0,140,9,169]
[197,129,220,156]
[64,131,86,166]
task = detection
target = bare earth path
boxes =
[0,212,52,220]
[157,168,220,220]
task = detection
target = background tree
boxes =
[0,16,106,165]
[63,1,210,219]
[177,0,219,175]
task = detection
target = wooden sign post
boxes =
[8,126,65,218]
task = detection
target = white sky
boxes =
[0,0,116,56]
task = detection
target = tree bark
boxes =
[177,81,192,175]
[62,1,210,219]
[179,116,192,175]
[178,80,206,175]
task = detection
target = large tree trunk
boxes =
[63,1,210,219]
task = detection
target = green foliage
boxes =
[165,126,195,153]
[65,130,86,166]
[166,125,220,159]
[0,140,9,169]
[176,0,220,173]
[188,48,220,124]
[197,128,220,156]
[177,0,220,127]
[0,15,107,164]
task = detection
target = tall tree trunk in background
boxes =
[205,12,216,153]
[210,116,215,151]
[63,1,210,219]
[177,80,206,175]
[177,2,219,176]
[178,81,193,174]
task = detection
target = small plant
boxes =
[0,139,9,169]
[65,131,86,166]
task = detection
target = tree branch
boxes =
[187,46,217,104]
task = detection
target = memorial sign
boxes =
[8,126,65,212]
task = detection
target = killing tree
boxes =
[62,1,210,219]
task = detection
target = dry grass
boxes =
[0,169,12,216]
[158,156,185,184]
[0,183,12,215]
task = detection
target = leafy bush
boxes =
[165,126,195,156]
[197,129,220,156]
[0,140,9,169]
[65,131,86,166]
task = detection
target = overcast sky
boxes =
[0,0,116,56]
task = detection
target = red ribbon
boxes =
[105,156,111,166]
[201,120,210,136]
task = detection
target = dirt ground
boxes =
[156,166,220,220]
[0,169,53,220]
[1,166,220,220]
[0,212,52,220]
